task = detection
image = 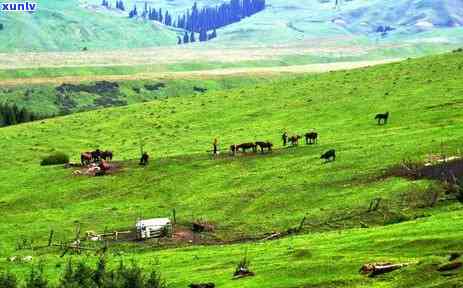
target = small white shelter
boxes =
[136,218,172,239]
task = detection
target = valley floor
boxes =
[0,59,399,86]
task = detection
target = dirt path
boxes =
[0,59,401,86]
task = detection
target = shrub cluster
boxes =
[40,153,70,166]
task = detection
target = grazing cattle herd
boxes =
[79,149,113,176]
[76,112,389,173]
[81,149,113,165]
[224,112,388,162]
[225,129,329,161]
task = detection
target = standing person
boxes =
[139,152,149,166]
[213,138,219,157]
[282,131,288,147]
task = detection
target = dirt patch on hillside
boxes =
[66,162,123,177]
[387,157,463,183]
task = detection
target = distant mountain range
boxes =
[0,0,461,53]
[336,0,463,35]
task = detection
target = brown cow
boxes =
[289,135,301,146]
[80,152,92,165]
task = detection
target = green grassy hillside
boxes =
[0,75,272,115]
[1,51,463,287]
[1,0,462,55]
[0,0,177,52]
[88,0,463,46]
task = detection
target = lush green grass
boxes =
[23,210,463,287]
[0,33,459,83]
[0,53,395,80]
[1,51,463,287]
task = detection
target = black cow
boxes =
[320,149,336,162]
[304,132,318,145]
[255,141,273,153]
[375,112,389,125]
[91,149,101,162]
[236,142,257,153]
[101,150,113,161]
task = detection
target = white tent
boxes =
[136,218,172,239]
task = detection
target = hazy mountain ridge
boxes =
[0,0,462,52]
[336,0,463,35]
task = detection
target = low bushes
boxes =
[40,152,70,166]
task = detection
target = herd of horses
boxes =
[78,112,389,168]
[226,130,331,161]
[229,141,273,154]
[80,149,113,165]
[225,112,389,162]
[286,131,319,146]
[80,149,150,169]
[228,131,320,155]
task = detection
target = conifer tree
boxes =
[190,31,196,43]
[199,29,208,42]
[183,31,189,43]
